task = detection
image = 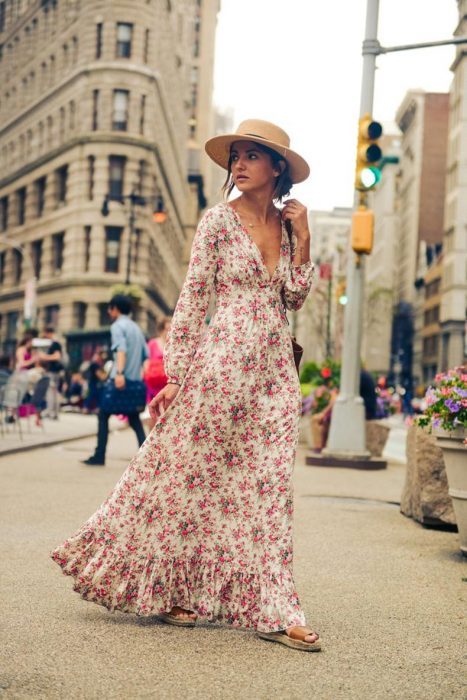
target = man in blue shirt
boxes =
[83,295,148,466]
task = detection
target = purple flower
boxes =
[432,418,441,428]
[444,399,461,413]
[454,387,467,398]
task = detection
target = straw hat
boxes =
[204,119,310,184]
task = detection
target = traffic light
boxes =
[355,114,383,191]
[351,206,374,254]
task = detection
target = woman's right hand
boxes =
[148,383,180,421]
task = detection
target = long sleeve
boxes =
[282,233,315,311]
[164,209,219,384]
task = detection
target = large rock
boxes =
[366,420,390,457]
[400,423,456,527]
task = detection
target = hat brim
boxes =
[204,134,310,184]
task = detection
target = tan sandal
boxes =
[257,626,322,652]
[159,608,197,628]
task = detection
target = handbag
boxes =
[100,378,146,415]
[284,219,303,377]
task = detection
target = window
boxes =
[84,225,91,272]
[55,165,68,205]
[0,251,5,284]
[69,100,75,131]
[35,176,46,217]
[0,2,5,33]
[143,28,149,63]
[137,160,146,195]
[116,23,133,57]
[98,302,110,326]
[96,22,103,58]
[59,106,66,141]
[105,226,122,272]
[52,232,65,273]
[134,228,142,271]
[31,240,42,279]
[13,249,22,284]
[139,94,146,135]
[112,89,129,130]
[17,187,26,225]
[6,311,19,339]
[0,195,8,231]
[108,156,126,199]
[44,304,59,326]
[87,156,95,200]
[92,89,99,130]
[73,302,87,329]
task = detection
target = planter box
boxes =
[434,427,466,556]
[366,420,390,458]
[400,424,456,529]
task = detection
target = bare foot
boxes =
[169,605,197,621]
[286,626,320,645]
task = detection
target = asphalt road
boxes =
[1,429,465,699]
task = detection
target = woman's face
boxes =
[230,141,280,194]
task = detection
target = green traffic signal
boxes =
[355,114,383,192]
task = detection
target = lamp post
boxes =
[101,191,167,285]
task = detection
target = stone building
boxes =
[0,0,219,364]
[295,207,351,364]
[393,90,449,387]
[440,0,467,370]
[422,250,443,382]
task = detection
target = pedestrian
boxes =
[52,119,320,651]
[82,295,148,465]
[83,350,108,413]
[360,367,378,420]
[37,326,63,419]
[143,317,171,420]
[15,332,36,371]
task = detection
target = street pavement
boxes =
[0,424,465,699]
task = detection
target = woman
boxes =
[143,317,172,403]
[15,333,36,371]
[52,119,320,652]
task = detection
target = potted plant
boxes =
[418,366,467,555]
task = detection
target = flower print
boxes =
[51,203,314,634]
[191,423,209,441]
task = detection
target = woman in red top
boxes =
[144,317,172,407]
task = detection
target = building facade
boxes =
[440,0,467,370]
[0,0,219,364]
[295,207,351,364]
[393,90,449,386]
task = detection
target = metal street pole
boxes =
[324,0,379,458]
[126,194,136,286]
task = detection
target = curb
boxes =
[0,424,129,457]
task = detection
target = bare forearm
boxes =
[116,350,126,374]
[292,234,311,266]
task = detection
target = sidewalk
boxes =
[0,429,464,699]
[0,412,128,456]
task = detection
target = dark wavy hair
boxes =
[222,142,293,202]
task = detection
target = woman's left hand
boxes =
[281,199,310,239]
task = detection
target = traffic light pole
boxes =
[323,0,380,458]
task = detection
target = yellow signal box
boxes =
[351,207,374,254]
[355,114,383,191]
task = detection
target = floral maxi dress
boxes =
[52,203,315,633]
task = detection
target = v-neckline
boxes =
[224,203,285,282]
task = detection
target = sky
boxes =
[212,0,459,210]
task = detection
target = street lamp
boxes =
[101,191,167,285]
